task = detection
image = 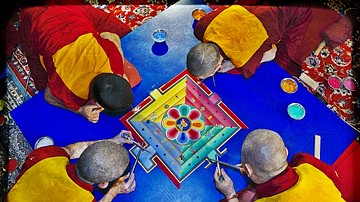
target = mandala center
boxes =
[161,104,206,145]
[175,117,191,132]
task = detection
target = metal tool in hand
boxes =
[121,133,151,153]
[112,142,145,188]
[214,160,241,170]
[210,157,242,173]
[130,142,144,175]
[216,155,224,182]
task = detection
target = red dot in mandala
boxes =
[188,110,201,120]
[168,108,180,119]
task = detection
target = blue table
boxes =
[11,3,358,202]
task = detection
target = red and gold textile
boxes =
[5,146,94,202]
[19,5,139,110]
[202,5,268,69]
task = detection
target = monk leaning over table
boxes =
[213,129,345,202]
[15,5,142,123]
[187,4,353,79]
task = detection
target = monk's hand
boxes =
[214,168,236,199]
[78,104,104,123]
[218,60,236,73]
[109,173,136,196]
[113,130,134,145]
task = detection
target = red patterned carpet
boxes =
[0,1,359,200]
[301,39,359,130]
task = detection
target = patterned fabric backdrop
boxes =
[301,38,360,130]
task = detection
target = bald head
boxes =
[76,141,130,184]
[186,42,221,78]
[241,129,288,182]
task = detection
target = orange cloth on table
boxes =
[203,5,268,68]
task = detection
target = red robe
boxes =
[194,5,348,78]
[18,5,141,110]
[5,146,95,202]
[223,153,344,201]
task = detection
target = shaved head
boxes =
[186,42,221,78]
[241,129,288,182]
[76,141,130,184]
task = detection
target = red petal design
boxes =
[187,129,200,140]
[188,109,201,120]
[168,108,180,119]
[166,127,179,140]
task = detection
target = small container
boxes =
[328,75,343,90]
[34,136,54,149]
[152,29,167,43]
[287,103,306,120]
[280,78,298,93]
[2,157,18,173]
[192,8,206,20]
[343,77,358,91]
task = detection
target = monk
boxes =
[214,129,344,201]
[16,5,142,123]
[187,5,353,79]
[4,131,136,202]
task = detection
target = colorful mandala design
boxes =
[162,104,205,145]
[121,70,248,188]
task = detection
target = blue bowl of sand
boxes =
[152,29,167,43]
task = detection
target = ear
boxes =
[98,182,109,189]
[243,163,254,178]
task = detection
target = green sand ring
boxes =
[287,103,306,120]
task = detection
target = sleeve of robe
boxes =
[19,6,49,91]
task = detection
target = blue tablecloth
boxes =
[11,3,358,202]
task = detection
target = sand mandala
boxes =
[120,70,247,188]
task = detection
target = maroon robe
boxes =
[195,5,351,78]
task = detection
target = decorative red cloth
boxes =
[97,4,168,30]
[300,38,358,129]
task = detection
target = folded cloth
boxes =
[322,16,353,49]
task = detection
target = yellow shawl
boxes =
[203,5,268,68]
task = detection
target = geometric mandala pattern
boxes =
[121,69,247,188]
